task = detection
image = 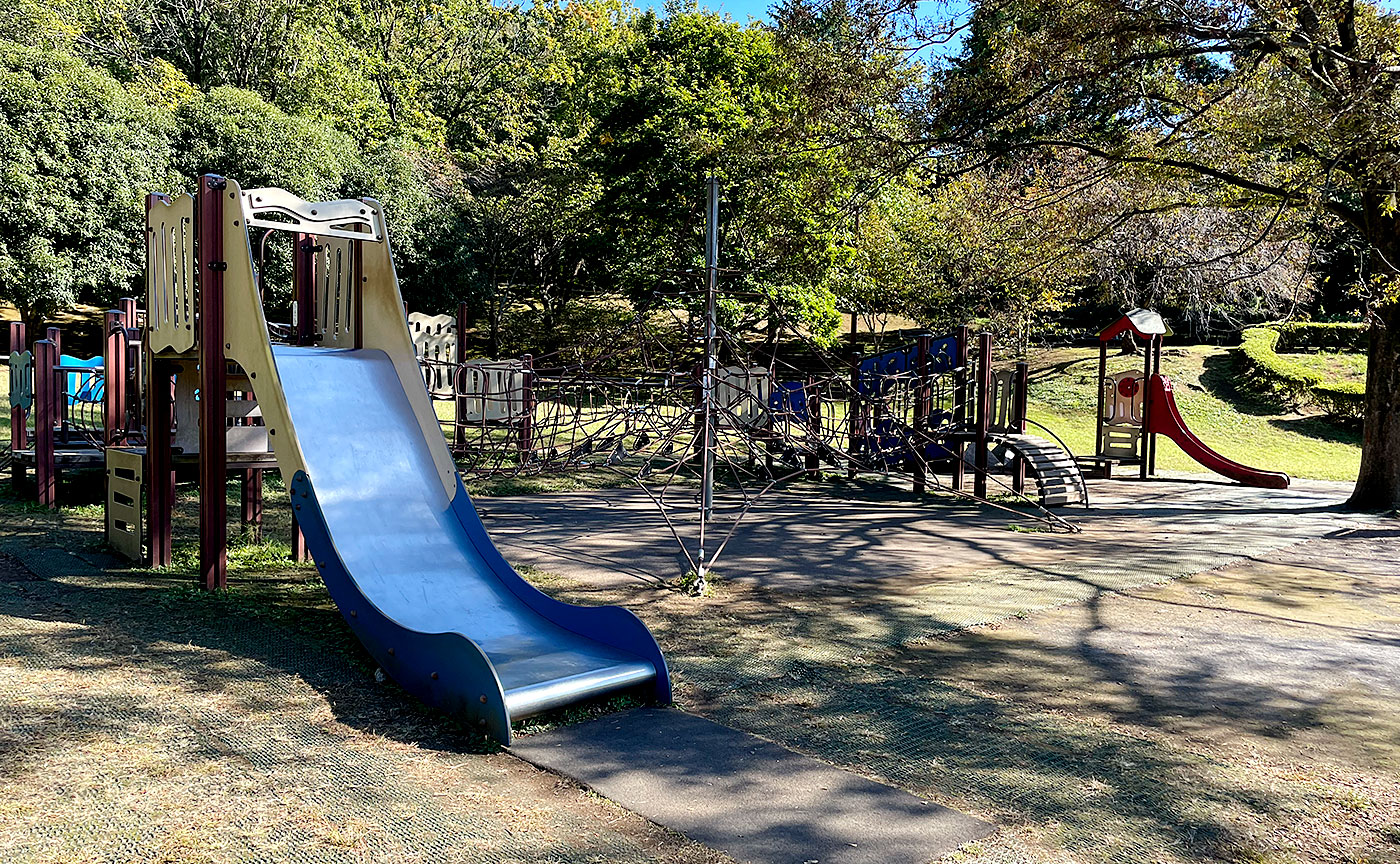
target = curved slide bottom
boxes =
[275,347,670,744]
[1147,375,1290,489]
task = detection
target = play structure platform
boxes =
[115,177,671,742]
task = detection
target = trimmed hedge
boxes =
[1274,321,1370,352]
[1238,327,1366,419]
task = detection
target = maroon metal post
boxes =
[126,332,142,439]
[146,359,174,567]
[1094,340,1108,460]
[1148,335,1162,475]
[913,334,931,494]
[952,325,970,491]
[120,299,142,434]
[290,514,309,563]
[46,326,67,443]
[1012,361,1029,494]
[33,339,57,509]
[9,322,26,454]
[1139,333,1154,480]
[242,468,263,542]
[352,237,364,350]
[294,233,317,346]
[805,377,821,479]
[198,175,228,591]
[847,311,860,478]
[103,310,127,446]
[974,332,993,499]
[519,354,534,463]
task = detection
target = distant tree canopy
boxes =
[5,0,1344,340]
[0,40,170,331]
[779,0,1400,504]
[3,0,1397,503]
[1,0,879,348]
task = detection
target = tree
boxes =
[577,7,856,337]
[802,0,1400,508]
[0,41,171,331]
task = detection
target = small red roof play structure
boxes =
[1097,308,1173,343]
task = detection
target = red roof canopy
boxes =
[1098,308,1172,343]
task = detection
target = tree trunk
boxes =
[1348,297,1400,510]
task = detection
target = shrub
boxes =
[1274,322,1369,352]
[1237,327,1365,419]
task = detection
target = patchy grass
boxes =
[1024,345,1361,482]
[1280,349,1368,384]
[0,550,733,864]
[465,467,637,497]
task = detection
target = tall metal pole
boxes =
[698,177,719,577]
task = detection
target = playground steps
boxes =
[993,434,1089,508]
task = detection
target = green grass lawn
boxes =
[1279,348,1369,383]
[1025,345,1361,482]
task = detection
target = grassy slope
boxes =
[1282,349,1368,382]
[1025,345,1361,483]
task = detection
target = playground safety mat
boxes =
[0,541,724,864]
[0,481,1392,864]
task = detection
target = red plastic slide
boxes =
[1146,375,1291,489]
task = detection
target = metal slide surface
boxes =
[1147,374,1291,489]
[271,346,669,743]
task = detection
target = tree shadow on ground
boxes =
[3,489,1394,864]
[556,536,1400,864]
[0,547,736,864]
[1198,352,1283,417]
[1268,414,1362,445]
[0,553,495,756]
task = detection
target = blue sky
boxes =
[635,0,1399,38]
[632,0,975,58]
[640,0,967,25]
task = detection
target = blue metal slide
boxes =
[272,346,670,743]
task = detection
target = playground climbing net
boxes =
[420,297,1079,579]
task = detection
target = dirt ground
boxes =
[0,477,1397,863]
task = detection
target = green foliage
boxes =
[171,87,363,198]
[2,0,918,343]
[1238,328,1366,419]
[1274,322,1370,352]
[0,40,172,325]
